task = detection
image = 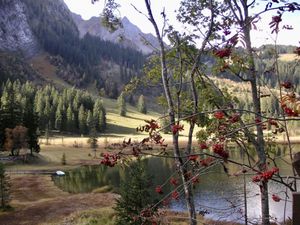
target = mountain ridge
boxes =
[71,13,159,55]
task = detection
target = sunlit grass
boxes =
[279,53,299,61]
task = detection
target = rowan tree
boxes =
[94,1,300,225]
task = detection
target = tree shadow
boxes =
[106,123,137,135]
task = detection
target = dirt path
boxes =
[0,175,117,225]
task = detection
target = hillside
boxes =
[0,0,149,100]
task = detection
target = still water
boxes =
[53,145,299,223]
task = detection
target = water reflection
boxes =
[53,145,299,223]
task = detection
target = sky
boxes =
[63,0,300,47]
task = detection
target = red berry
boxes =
[171,191,180,200]
[155,185,163,194]
[214,111,225,119]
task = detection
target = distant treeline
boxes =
[0,80,107,149]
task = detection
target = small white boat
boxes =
[55,170,65,176]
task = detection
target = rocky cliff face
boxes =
[72,13,158,55]
[0,0,39,57]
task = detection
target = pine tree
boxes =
[117,92,126,117]
[87,117,98,158]
[86,110,93,133]
[137,95,147,114]
[55,107,63,131]
[0,163,10,210]
[114,159,155,225]
[93,99,106,132]
[66,104,75,132]
[99,107,106,132]
[23,100,40,154]
[78,104,87,134]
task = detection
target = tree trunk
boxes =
[243,17,270,225]
[144,1,197,224]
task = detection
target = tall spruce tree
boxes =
[78,104,87,135]
[137,95,147,114]
[23,100,40,154]
[66,104,75,132]
[117,92,126,117]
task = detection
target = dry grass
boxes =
[279,53,300,62]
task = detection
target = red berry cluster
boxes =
[254,117,267,129]
[170,177,179,186]
[200,157,214,167]
[155,185,163,194]
[171,124,184,135]
[171,190,180,200]
[228,113,240,123]
[137,119,160,134]
[283,106,298,117]
[100,153,120,167]
[212,143,229,160]
[214,48,232,58]
[188,155,198,162]
[268,119,279,128]
[252,167,279,183]
[213,111,225,119]
[281,81,293,89]
[199,142,208,150]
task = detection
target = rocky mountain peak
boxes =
[0,0,40,57]
[71,13,158,54]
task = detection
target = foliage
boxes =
[114,159,155,225]
[3,126,28,156]
[0,163,10,210]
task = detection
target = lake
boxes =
[53,145,299,223]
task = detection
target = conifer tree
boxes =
[117,92,126,117]
[66,104,75,132]
[99,107,106,132]
[23,100,40,154]
[87,117,98,158]
[137,95,147,114]
[55,107,63,131]
[86,110,93,133]
[93,99,107,132]
[114,159,155,225]
[78,104,87,134]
